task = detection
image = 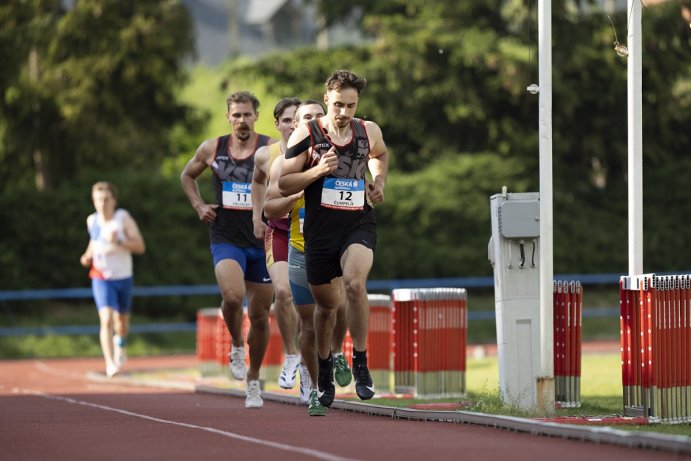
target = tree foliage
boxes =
[1,0,690,300]
[374,153,532,278]
[0,0,202,192]
[227,0,691,277]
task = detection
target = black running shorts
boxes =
[305,223,377,285]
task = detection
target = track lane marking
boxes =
[14,387,361,461]
[34,360,89,380]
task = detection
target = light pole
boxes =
[537,0,555,414]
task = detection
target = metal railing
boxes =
[0,273,632,338]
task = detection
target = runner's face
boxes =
[294,104,325,127]
[324,88,358,129]
[275,105,297,142]
[226,101,258,139]
[92,190,115,216]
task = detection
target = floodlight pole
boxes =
[537,0,555,414]
[628,0,643,276]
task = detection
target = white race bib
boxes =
[320,178,365,211]
[222,182,252,210]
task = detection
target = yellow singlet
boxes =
[289,196,305,252]
[267,142,283,181]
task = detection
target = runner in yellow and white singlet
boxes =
[251,98,303,395]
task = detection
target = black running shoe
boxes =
[353,360,375,400]
[317,354,335,407]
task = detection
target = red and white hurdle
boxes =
[553,281,582,407]
[342,294,394,393]
[620,274,691,422]
[195,307,284,382]
[392,288,467,398]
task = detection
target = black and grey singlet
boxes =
[209,133,270,248]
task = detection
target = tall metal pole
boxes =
[537,0,555,414]
[628,0,643,276]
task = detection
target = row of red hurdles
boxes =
[196,289,468,397]
[197,286,584,402]
[620,274,691,422]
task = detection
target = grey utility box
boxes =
[488,190,543,410]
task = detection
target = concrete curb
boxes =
[195,386,691,455]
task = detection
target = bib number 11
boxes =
[222,182,252,210]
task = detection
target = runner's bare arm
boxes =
[251,145,270,238]
[121,213,146,255]
[279,125,338,196]
[264,156,302,219]
[180,140,218,224]
[365,121,388,204]
[80,238,93,268]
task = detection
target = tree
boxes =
[226,0,691,277]
[0,0,199,192]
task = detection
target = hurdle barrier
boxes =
[366,294,394,393]
[197,298,393,389]
[196,307,284,382]
[553,281,582,407]
[197,289,464,397]
[196,308,220,375]
[392,288,467,398]
[620,274,691,422]
[336,294,393,393]
[391,289,416,394]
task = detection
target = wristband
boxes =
[285,135,311,159]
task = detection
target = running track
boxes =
[0,356,688,461]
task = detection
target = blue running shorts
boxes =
[211,243,271,284]
[288,244,314,305]
[92,277,134,314]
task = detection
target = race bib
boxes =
[321,178,365,211]
[222,182,251,210]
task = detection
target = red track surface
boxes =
[1,355,687,461]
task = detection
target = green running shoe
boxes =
[308,390,327,416]
[333,353,352,387]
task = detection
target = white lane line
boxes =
[14,387,360,461]
[34,360,89,380]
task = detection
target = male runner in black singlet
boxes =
[181,91,276,409]
[279,70,389,409]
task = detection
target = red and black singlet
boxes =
[301,118,376,251]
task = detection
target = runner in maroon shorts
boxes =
[252,98,303,395]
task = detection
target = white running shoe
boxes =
[106,363,120,378]
[245,380,263,409]
[278,354,301,389]
[299,363,311,405]
[229,346,247,381]
[114,346,127,369]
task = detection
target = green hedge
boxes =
[0,169,218,317]
[2,157,691,319]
